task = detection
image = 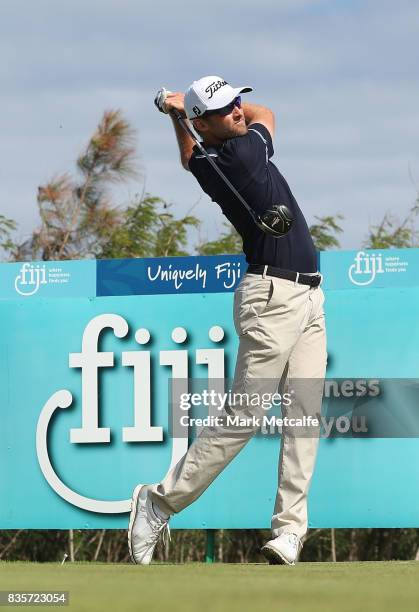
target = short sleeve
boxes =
[247,123,274,159]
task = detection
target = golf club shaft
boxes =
[172,110,258,221]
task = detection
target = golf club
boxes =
[172,109,293,238]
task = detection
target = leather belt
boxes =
[246,264,322,287]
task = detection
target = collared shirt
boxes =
[188,123,317,273]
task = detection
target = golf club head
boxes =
[257,204,293,237]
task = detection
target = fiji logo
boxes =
[15,263,48,296]
[36,314,226,514]
[348,251,384,286]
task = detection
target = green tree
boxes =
[14,110,136,261]
[0,214,17,260]
[309,214,344,250]
[152,206,199,258]
[363,202,419,249]
[98,195,199,259]
[12,110,198,262]
[197,224,242,255]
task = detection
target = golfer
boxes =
[128,76,327,565]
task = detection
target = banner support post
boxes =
[205,529,216,563]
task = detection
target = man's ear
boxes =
[192,118,208,134]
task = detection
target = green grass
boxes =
[1,561,418,612]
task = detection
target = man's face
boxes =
[193,100,247,142]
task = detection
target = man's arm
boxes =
[161,92,194,171]
[169,113,194,171]
[241,103,275,140]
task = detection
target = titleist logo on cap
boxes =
[184,75,253,119]
[205,80,228,99]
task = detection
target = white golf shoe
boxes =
[128,484,170,565]
[261,532,302,565]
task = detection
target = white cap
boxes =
[184,75,253,120]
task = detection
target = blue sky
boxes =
[1,0,418,250]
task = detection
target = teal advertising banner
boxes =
[313,248,419,528]
[1,250,419,529]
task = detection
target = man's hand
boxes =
[154,88,186,117]
[154,87,171,114]
[154,88,193,170]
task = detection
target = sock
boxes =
[152,501,170,521]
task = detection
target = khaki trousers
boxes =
[151,272,327,538]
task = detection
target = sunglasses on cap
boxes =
[203,96,242,118]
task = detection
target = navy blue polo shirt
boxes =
[188,123,317,273]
